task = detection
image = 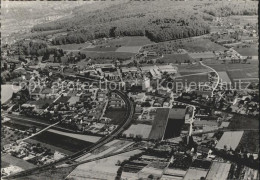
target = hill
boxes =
[30,0,257,44]
[1,1,88,43]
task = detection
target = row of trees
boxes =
[50,18,210,45]
[14,40,49,56]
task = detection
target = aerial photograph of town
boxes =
[0,0,259,179]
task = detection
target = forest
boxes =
[30,0,258,44]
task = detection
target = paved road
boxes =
[200,61,220,97]
[16,121,60,143]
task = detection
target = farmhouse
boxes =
[121,67,138,73]
[150,67,161,79]
[143,50,157,57]
[104,71,120,80]
[158,65,178,74]
[193,120,218,128]
[108,97,125,108]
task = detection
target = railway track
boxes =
[4,90,134,179]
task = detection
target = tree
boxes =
[148,174,154,180]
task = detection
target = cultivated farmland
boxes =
[163,38,227,53]
[123,124,152,139]
[80,51,135,60]
[116,46,141,53]
[52,43,91,51]
[234,44,258,56]
[175,74,209,85]
[148,108,169,140]
[228,114,259,130]
[104,108,127,125]
[30,131,94,153]
[218,71,232,83]
[188,51,216,59]
[104,36,154,47]
[82,46,118,52]
[159,53,194,64]
[236,131,259,153]
[215,131,244,150]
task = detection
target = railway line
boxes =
[4,90,134,179]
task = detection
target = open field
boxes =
[104,108,127,125]
[31,131,94,153]
[227,68,258,84]
[123,124,152,139]
[83,46,118,52]
[218,71,232,83]
[175,74,209,85]
[51,43,91,51]
[2,154,36,170]
[1,160,10,168]
[1,85,21,104]
[79,51,135,60]
[216,131,244,150]
[236,131,259,153]
[3,121,33,131]
[148,108,169,140]
[228,114,259,130]
[177,64,209,72]
[48,129,101,143]
[206,162,231,180]
[159,53,194,64]
[234,44,258,56]
[116,46,141,53]
[25,138,73,155]
[184,168,208,180]
[104,36,154,47]
[210,25,226,33]
[203,60,259,72]
[68,150,142,180]
[169,38,226,52]
[19,165,77,180]
[227,15,258,26]
[188,51,216,59]
[55,96,71,104]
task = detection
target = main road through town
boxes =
[4,90,134,179]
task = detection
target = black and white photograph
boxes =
[1,0,259,179]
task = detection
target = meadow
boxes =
[159,53,194,64]
[234,44,258,56]
[80,51,135,60]
[158,38,226,53]
[175,74,209,85]
[51,43,92,51]
[105,36,154,47]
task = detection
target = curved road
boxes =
[200,61,220,97]
[4,90,134,179]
